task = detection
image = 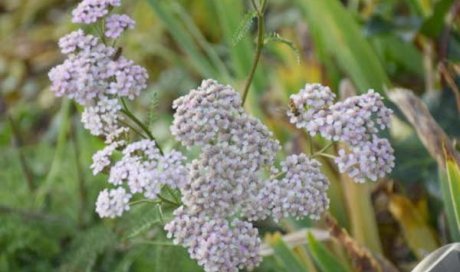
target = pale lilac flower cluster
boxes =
[288,83,395,182]
[335,136,395,182]
[93,140,188,218]
[72,0,121,24]
[165,207,261,272]
[246,154,329,221]
[95,187,131,218]
[50,1,189,219]
[166,80,330,271]
[105,14,135,38]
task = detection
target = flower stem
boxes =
[242,0,267,106]
[120,98,164,155]
[313,142,334,157]
[129,199,161,206]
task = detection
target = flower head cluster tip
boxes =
[288,83,395,182]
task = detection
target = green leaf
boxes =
[296,0,390,92]
[420,0,455,38]
[306,232,351,272]
[146,0,220,79]
[269,233,309,272]
[264,32,300,64]
[370,34,424,76]
[232,11,257,47]
[445,150,460,239]
[406,0,432,17]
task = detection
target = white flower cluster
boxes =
[50,1,188,219]
[165,207,261,272]
[166,80,330,272]
[93,140,188,218]
[49,0,146,138]
[105,14,136,39]
[288,83,395,182]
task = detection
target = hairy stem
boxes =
[242,0,267,105]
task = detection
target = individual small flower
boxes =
[335,136,395,183]
[95,187,131,218]
[72,0,121,24]
[105,14,136,39]
[58,30,98,54]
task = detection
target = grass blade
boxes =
[267,233,309,272]
[306,232,351,272]
[296,0,390,92]
[147,0,219,79]
[444,147,460,238]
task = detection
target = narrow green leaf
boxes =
[306,232,350,272]
[370,34,424,76]
[264,32,300,64]
[35,99,71,207]
[440,169,460,241]
[269,233,309,272]
[232,11,257,47]
[147,0,219,79]
[406,0,432,17]
[445,152,460,238]
[296,0,390,92]
[420,0,455,38]
[171,2,231,81]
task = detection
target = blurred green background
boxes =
[1,0,460,271]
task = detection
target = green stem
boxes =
[120,99,163,155]
[242,0,267,105]
[119,119,147,139]
[313,142,334,157]
[129,199,161,206]
[315,153,336,160]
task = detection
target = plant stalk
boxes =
[242,0,267,105]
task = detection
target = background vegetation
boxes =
[1,0,459,271]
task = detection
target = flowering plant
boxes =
[49,1,395,271]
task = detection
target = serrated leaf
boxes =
[264,32,300,64]
[231,11,257,47]
[268,233,309,272]
[306,232,351,272]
